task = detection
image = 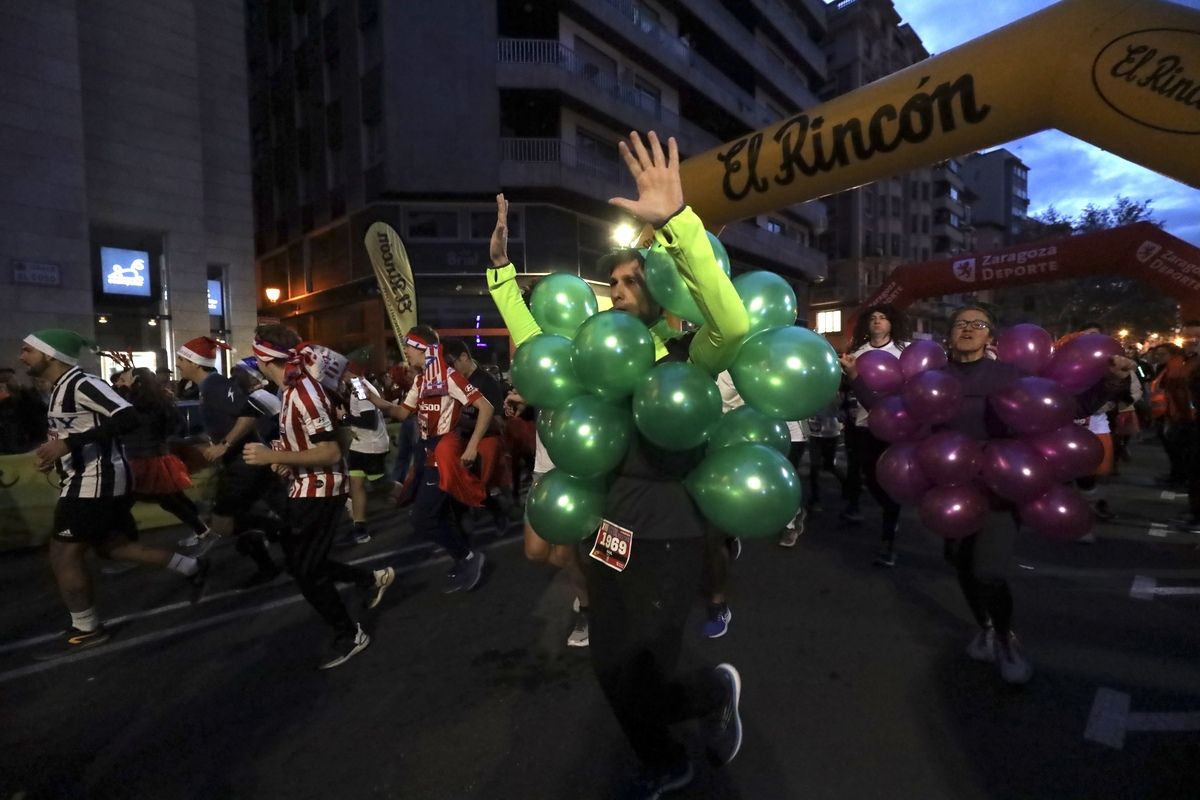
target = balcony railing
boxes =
[499,137,636,192]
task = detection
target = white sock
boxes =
[168,553,200,577]
[70,608,100,633]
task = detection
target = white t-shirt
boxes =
[349,380,390,454]
[851,339,906,427]
[718,370,804,441]
[533,426,555,474]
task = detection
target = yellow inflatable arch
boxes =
[680,0,1200,228]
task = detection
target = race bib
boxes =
[590,519,633,572]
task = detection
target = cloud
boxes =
[889,0,1200,246]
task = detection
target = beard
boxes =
[26,359,47,377]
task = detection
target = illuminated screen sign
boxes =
[100,247,151,297]
[207,280,223,316]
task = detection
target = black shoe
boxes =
[188,558,211,603]
[840,507,864,524]
[704,663,743,767]
[448,551,486,593]
[623,761,694,800]
[318,623,371,670]
[31,626,111,661]
[873,546,896,568]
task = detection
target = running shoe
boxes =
[704,663,744,767]
[622,761,694,800]
[966,627,997,663]
[190,532,220,558]
[32,626,111,661]
[364,567,395,609]
[318,623,371,670]
[188,557,211,603]
[445,551,487,593]
[725,537,742,562]
[840,506,864,524]
[997,632,1033,685]
[873,545,896,568]
[701,604,732,639]
[778,527,799,548]
[178,525,210,548]
[353,526,372,545]
[566,613,589,648]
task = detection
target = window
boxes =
[575,38,617,89]
[816,310,842,334]
[891,196,902,217]
[921,183,930,201]
[764,218,783,234]
[470,209,522,240]
[910,215,920,234]
[922,216,930,234]
[891,234,902,256]
[948,186,959,202]
[407,210,458,239]
[864,232,874,254]
[634,78,661,116]
[864,192,875,216]
[576,128,618,177]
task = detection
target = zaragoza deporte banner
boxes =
[680,0,1200,228]
[364,222,418,348]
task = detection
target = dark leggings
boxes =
[412,465,472,561]
[847,426,902,542]
[807,436,847,507]
[281,496,372,636]
[945,511,1017,635]
[136,491,206,534]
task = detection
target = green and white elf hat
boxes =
[23,329,94,366]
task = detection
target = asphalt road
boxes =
[1,443,1198,800]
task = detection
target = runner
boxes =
[370,325,494,593]
[242,326,394,669]
[18,329,208,659]
[341,367,390,545]
[175,337,282,586]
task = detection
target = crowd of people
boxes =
[5,129,1186,799]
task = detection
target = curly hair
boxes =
[850,304,910,351]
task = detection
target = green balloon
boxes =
[526,469,606,544]
[632,362,722,450]
[708,405,791,455]
[544,395,633,478]
[733,271,798,335]
[530,272,599,338]
[686,443,802,538]
[730,326,840,420]
[642,246,703,324]
[510,334,584,410]
[706,231,732,278]
[571,311,655,401]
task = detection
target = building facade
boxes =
[810,0,973,346]
[0,0,257,376]
[247,0,831,369]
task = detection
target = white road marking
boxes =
[1084,687,1200,749]
[1159,491,1182,501]
[1148,523,1169,538]
[0,540,437,657]
[1129,575,1200,600]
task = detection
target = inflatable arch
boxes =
[679,0,1200,228]
[857,221,1200,319]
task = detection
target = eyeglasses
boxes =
[951,320,992,331]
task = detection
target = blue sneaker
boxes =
[622,760,693,799]
[702,604,732,639]
[704,663,743,767]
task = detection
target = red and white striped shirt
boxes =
[279,374,348,499]
[402,368,482,440]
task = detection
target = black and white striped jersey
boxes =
[47,366,132,498]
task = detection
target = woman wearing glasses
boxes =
[845,305,1133,684]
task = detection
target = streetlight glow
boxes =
[611,223,637,247]
[265,286,282,303]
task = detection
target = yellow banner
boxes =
[680,0,1200,228]
[0,453,215,551]
[365,221,418,347]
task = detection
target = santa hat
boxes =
[177,336,228,368]
[24,329,93,366]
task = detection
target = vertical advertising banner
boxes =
[364,222,418,347]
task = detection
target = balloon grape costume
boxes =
[508,237,840,543]
[870,327,1117,541]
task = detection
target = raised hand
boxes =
[838,352,859,380]
[609,131,685,228]
[490,193,510,267]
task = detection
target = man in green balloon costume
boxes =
[488,131,747,797]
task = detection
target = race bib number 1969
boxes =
[590,519,633,572]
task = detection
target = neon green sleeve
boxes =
[654,207,749,375]
[487,264,542,348]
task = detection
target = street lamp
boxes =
[1118,328,1129,339]
[265,286,282,304]
[611,223,637,247]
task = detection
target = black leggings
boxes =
[281,496,372,636]
[944,511,1017,635]
[846,427,902,541]
[806,436,847,507]
[135,491,206,534]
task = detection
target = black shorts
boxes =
[53,497,137,545]
[213,458,278,517]
[347,450,387,479]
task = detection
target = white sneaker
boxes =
[566,614,589,648]
[1077,532,1097,544]
[966,627,997,663]
[318,623,371,670]
[363,567,395,610]
[179,525,211,548]
[997,632,1033,684]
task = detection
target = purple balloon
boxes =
[901,369,963,425]
[980,439,1055,503]
[997,324,1055,374]
[857,349,904,396]
[1024,423,1104,481]
[877,442,932,503]
[1018,484,1093,540]
[915,430,983,487]
[990,376,1076,436]
[899,339,948,379]
[868,394,924,443]
[1041,333,1123,393]
[919,484,990,539]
